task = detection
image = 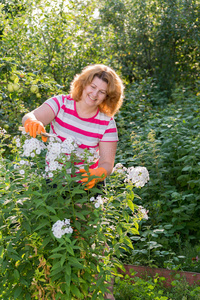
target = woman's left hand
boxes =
[79,167,107,190]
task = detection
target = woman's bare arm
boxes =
[22,103,55,126]
[98,141,117,176]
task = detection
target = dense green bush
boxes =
[115,83,200,269]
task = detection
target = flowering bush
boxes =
[0,131,149,299]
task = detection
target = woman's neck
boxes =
[76,101,98,118]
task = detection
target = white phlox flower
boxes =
[62,137,77,153]
[48,172,54,178]
[49,142,61,154]
[46,135,79,176]
[137,205,149,220]
[52,219,73,238]
[22,138,46,157]
[14,137,21,143]
[36,149,41,155]
[14,159,32,175]
[48,161,59,171]
[92,195,104,209]
[95,202,100,208]
[13,136,21,147]
[112,163,127,174]
[20,133,99,179]
[125,166,149,187]
[0,128,6,135]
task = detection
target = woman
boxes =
[22,64,124,190]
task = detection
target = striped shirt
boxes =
[45,94,118,168]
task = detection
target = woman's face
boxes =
[81,76,108,109]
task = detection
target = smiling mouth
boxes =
[88,95,97,101]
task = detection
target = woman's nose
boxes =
[92,89,98,97]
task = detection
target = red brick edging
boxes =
[118,264,200,288]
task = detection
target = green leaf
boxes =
[71,188,86,196]
[182,166,192,172]
[129,227,139,235]
[46,205,56,214]
[33,210,49,218]
[70,284,83,298]
[123,235,134,249]
[51,261,61,271]
[127,199,135,212]
[67,245,75,256]
[49,253,63,259]
[9,254,21,261]
[42,236,52,248]
[65,264,71,275]
[60,254,67,267]
[65,267,71,287]
[14,286,22,299]
[122,211,129,222]
[50,266,64,277]
[0,246,4,259]
[14,269,20,280]
[68,257,84,269]
[75,212,86,220]
[34,219,49,231]
[23,221,31,233]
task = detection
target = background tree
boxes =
[99,0,200,101]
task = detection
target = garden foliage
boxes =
[115,83,200,270]
[0,0,200,297]
[0,132,148,299]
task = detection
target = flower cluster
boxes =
[112,163,127,174]
[14,137,21,148]
[90,195,104,208]
[45,136,78,177]
[16,131,99,179]
[125,166,149,187]
[52,219,73,239]
[137,205,149,220]
[13,159,34,175]
[22,137,46,157]
[112,163,149,188]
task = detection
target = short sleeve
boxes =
[100,118,118,142]
[44,95,64,117]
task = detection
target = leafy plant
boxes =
[114,271,200,300]
[0,132,148,299]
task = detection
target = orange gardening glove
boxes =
[24,118,47,142]
[80,167,107,190]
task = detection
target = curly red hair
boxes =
[70,64,124,116]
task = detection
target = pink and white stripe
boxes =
[44,95,118,167]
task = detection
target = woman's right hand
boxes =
[24,118,47,142]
